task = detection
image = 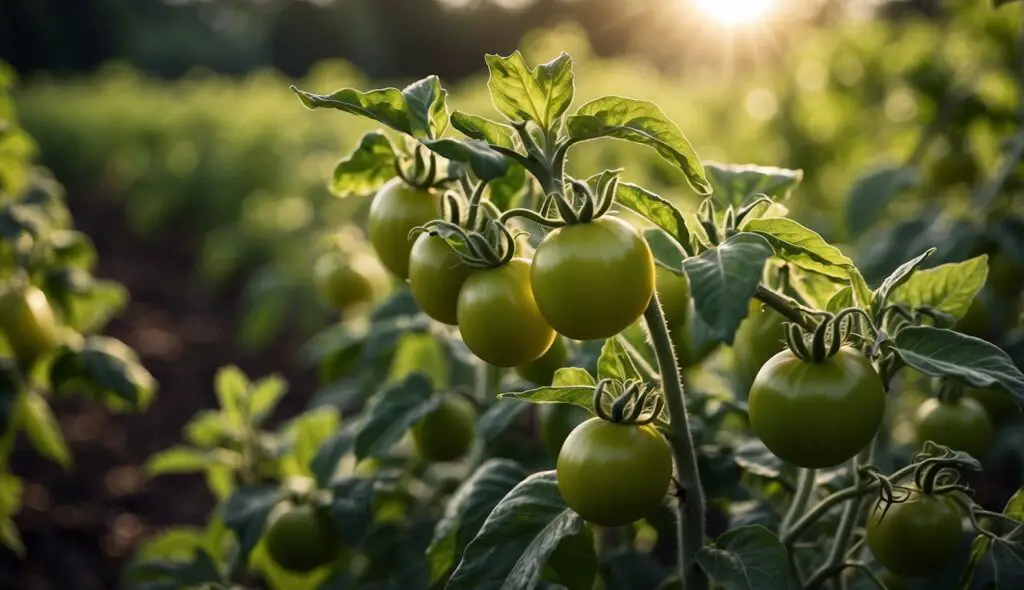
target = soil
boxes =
[0,192,318,590]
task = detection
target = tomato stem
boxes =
[643,296,708,590]
[782,481,879,548]
[754,285,816,331]
[814,443,875,588]
[780,468,818,538]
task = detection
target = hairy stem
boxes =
[755,285,816,330]
[781,468,818,537]
[614,334,660,383]
[643,296,708,590]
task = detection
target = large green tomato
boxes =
[866,492,962,577]
[967,386,1021,424]
[537,403,589,456]
[367,178,440,279]
[412,395,476,462]
[733,301,786,392]
[408,233,474,325]
[313,251,385,314]
[656,267,716,367]
[457,258,556,367]
[515,336,568,386]
[264,503,339,573]
[914,397,994,458]
[0,284,62,365]
[531,217,654,341]
[556,417,672,527]
[748,347,886,468]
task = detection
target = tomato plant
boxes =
[411,394,476,462]
[367,178,441,280]
[866,489,963,577]
[915,394,995,459]
[264,502,341,573]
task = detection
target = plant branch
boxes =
[643,296,708,590]
[781,468,818,537]
[614,334,660,383]
[782,481,879,548]
[755,285,816,330]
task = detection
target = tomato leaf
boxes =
[353,373,438,460]
[401,75,449,139]
[788,267,845,310]
[485,51,574,130]
[553,368,596,387]
[872,248,936,317]
[1005,488,1024,521]
[892,327,1024,407]
[144,446,219,476]
[477,398,530,444]
[19,390,70,469]
[597,337,644,384]
[426,459,528,585]
[451,111,517,149]
[214,365,249,426]
[330,131,397,197]
[328,476,375,547]
[567,97,710,194]
[645,228,687,272]
[49,336,157,410]
[889,255,989,322]
[498,385,595,410]
[0,517,23,557]
[279,406,341,479]
[447,471,595,590]
[223,484,285,564]
[489,159,529,211]
[420,138,509,181]
[704,163,803,208]
[964,535,1024,589]
[733,439,784,480]
[616,183,691,251]
[826,286,854,313]
[696,525,792,590]
[682,232,774,344]
[310,429,354,489]
[844,165,918,236]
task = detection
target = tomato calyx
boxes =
[783,308,878,364]
[412,217,518,270]
[591,378,664,427]
[500,171,621,228]
[692,194,772,249]
[393,144,454,191]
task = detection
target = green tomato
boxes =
[368,178,440,279]
[412,395,477,462]
[515,336,568,386]
[457,258,556,367]
[0,284,62,365]
[264,503,339,573]
[656,267,716,367]
[556,417,672,527]
[866,491,962,577]
[313,251,385,314]
[914,396,994,459]
[408,233,474,325]
[537,403,589,456]
[967,386,1021,424]
[748,347,886,468]
[531,216,655,341]
[733,300,786,392]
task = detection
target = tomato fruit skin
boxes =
[748,347,886,468]
[733,301,786,392]
[866,492,962,577]
[537,403,589,456]
[408,233,474,325]
[531,217,655,341]
[556,417,672,527]
[914,397,994,458]
[367,178,440,279]
[457,258,556,367]
[264,503,339,573]
[313,251,384,314]
[0,284,62,365]
[515,336,568,385]
[967,386,1021,424]
[412,395,476,462]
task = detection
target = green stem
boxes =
[755,285,816,330]
[815,445,874,589]
[782,482,879,548]
[781,468,818,537]
[614,335,659,383]
[643,296,707,590]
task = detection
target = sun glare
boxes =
[693,0,775,28]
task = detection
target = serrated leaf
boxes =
[844,165,918,236]
[427,459,528,584]
[19,390,70,468]
[420,138,509,181]
[223,484,284,564]
[401,75,448,139]
[498,385,595,409]
[447,471,593,590]
[552,367,597,387]
[477,398,531,444]
[889,255,989,322]
[451,111,517,149]
[292,84,412,133]
[354,373,437,460]
[485,51,574,130]
[704,163,803,208]
[682,233,773,344]
[331,131,397,197]
[892,326,1024,406]
[49,336,157,409]
[567,97,709,194]
[696,525,791,590]
[145,446,217,476]
[616,183,691,248]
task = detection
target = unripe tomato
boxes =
[313,251,385,314]
[537,403,589,456]
[368,178,440,279]
[515,336,568,386]
[556,417,672,527]
[408,233,474,325]
[412,395,476,462]
[264,503,339,573]
[656,267,716,367]
[531,217,655,340]
[967,386,1021,424]
[0,284,62,365]
[866,491,962,577]
[914,396,994,458]
[748,347,886,468]
[457,258,556,367]
[733,301,786,392]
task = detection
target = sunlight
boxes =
[693,0,775,28]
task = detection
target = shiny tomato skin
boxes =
[914,397,995,459]
[412,395,476,462]
[264,503,339,573]
[733,300,787,392]
[313,251,384,314]
[515,336,568,386]
[866,492,962,577]
[537,403,589,456]
[409,233,474,325]
[457,258,556,367]
[530,217,655,341]
[0,284,62,365]
[748,347,886,468]
[367,178,440,280]
[556,417,673,527]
